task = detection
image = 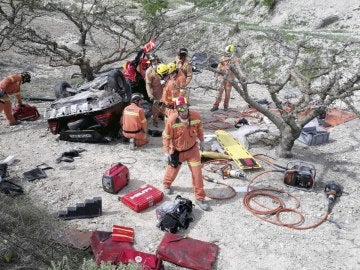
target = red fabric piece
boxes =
[240,158,256,166]
[112,225,134,243]
[12,104,40,121]
[90,231,132,265]
[156,232,219,270]
[123,62,136,82]
[119,248,163,270]
[143,38,156,53]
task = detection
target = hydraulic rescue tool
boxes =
[220,164,246,179]
[324,182,343,212]
[283,160,316,191]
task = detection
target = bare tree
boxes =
[213,32,360,157]
[1,0,199,80]
[0,0,39,51]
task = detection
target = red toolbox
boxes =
[102,163,129,194]
[120,184,164,212]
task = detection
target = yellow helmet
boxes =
[225,44,235,54]
[167,62,177,74]
[156,63,169,76]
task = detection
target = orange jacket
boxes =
[0,74,23,103]
[161,73,186,107]
[121,103,147,133]
[217,55,236,88]
[175,57,192,86]
[162,110,204,153]
[145,66,163,100]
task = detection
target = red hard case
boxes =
[120,184,164,212]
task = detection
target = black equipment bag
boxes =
[158,195,194,233]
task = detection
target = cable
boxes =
[203,176,237,200]
[202,159,237,200]
[253,153,287,170]
[243,170,330,230]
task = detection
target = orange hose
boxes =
[243,170,330,230]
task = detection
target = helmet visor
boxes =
[176,104,189,112]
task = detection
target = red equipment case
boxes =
[12,104,40,121]
[120,184,164,212]
[102,163,129,194]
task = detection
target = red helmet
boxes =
[174,96,188,109]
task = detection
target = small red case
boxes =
[111,225,134,243]
[120,184,164,212]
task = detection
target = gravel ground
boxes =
[1,1,360,269]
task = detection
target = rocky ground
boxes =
[1,1,360,269]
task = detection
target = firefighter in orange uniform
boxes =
[145,53,163,127]
[160,62,187,120]
[0,72,31,125]
[162,97,209,211]
[175,48,193,87]
[210,44,237,112]
[121,93,148,149]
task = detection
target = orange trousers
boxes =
[152,100,163,125]
[0,98,16,124]
[213,83,232,109]
[123,131,148,147]
[163,144,206,200]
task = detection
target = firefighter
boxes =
[210,44,236,112]
[0,72,31,126]
[162,96,209,211]
[168,62,187,97]
[175,48,193,86]
[160,62,187,120]
[121,93,148,150]
[156,63,173,120]
[145,53,163,127]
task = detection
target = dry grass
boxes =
[0,193,88,269]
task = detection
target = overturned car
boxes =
[44,67,152,143]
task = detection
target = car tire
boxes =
[54,81,72,99]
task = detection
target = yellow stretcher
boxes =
[200,151,231,160]
[215,130,261,170]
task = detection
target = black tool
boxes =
[283,160,316,191]
[324,182,343,213]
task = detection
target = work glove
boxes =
[199,141,205,152]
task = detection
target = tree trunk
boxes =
[78,58,94,81]
[276,125,301,158]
